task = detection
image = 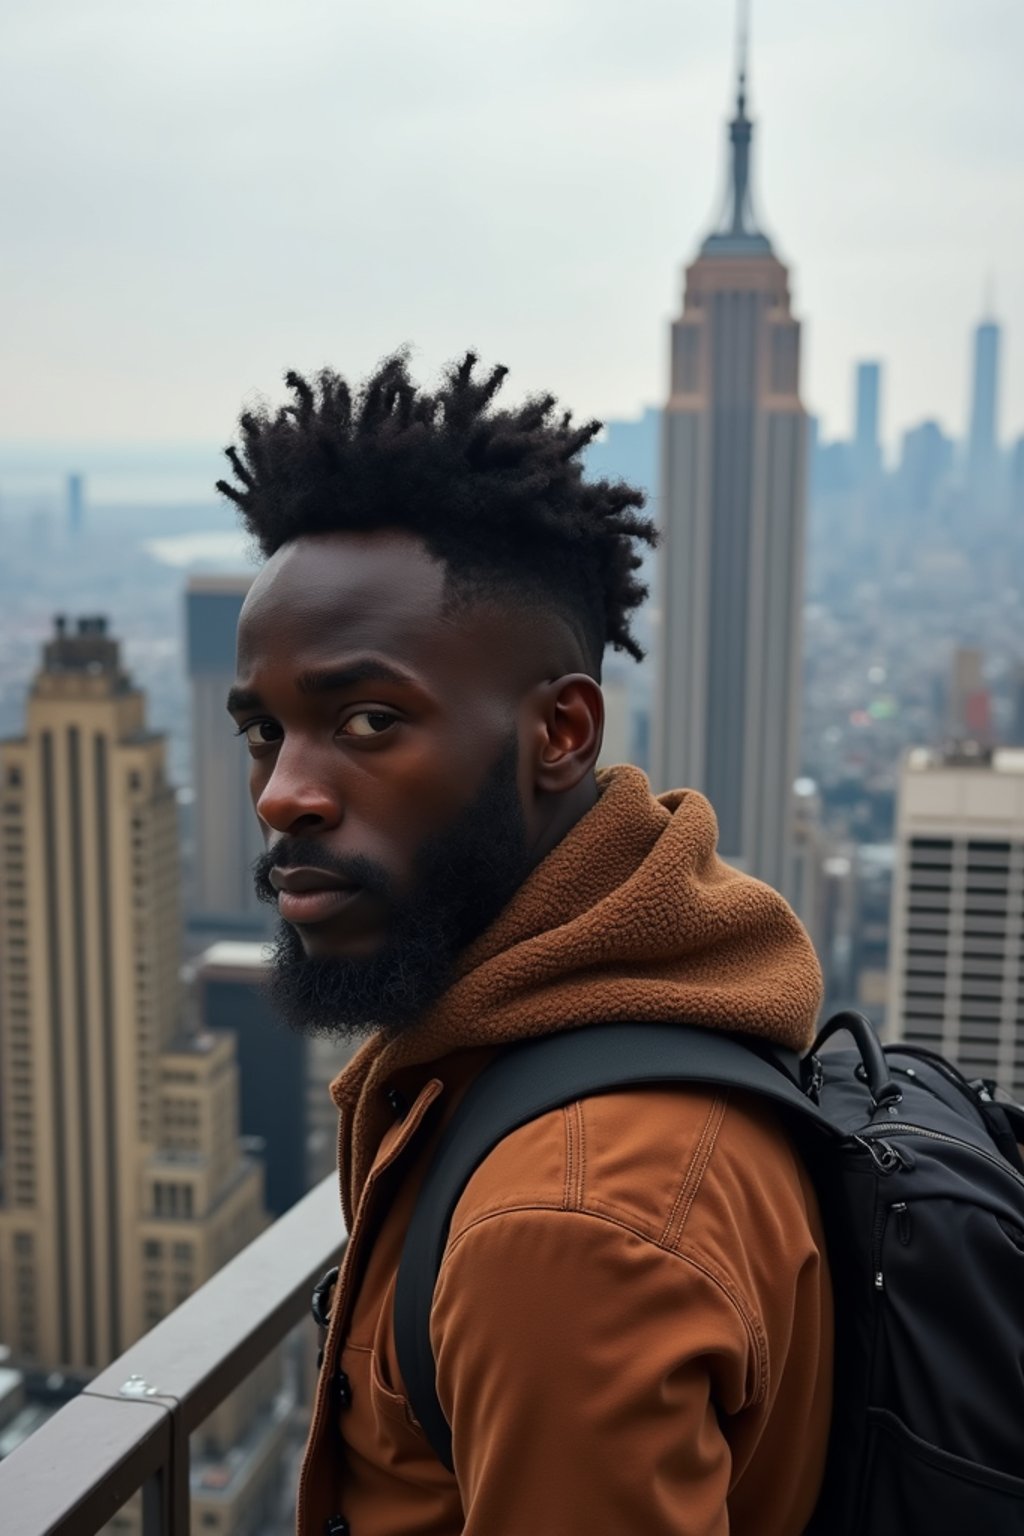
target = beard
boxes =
[251,733,532,1044]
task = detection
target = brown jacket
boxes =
[297,766,833,1535]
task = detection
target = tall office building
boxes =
[186,575,268,935]
[654,43,808,895]
[966,311,1001,511]
[789,778,828,956]
[1011,434,1024,520]
[1011,662,1024,748]
[0,616,286,1532]
[898,420,953,518]
[0,614,268,1366]
[887,745,1024,1100]
[948,646,992,745]
[66,474,84,539]
[194,942,310,1217]
[852,361,882,487]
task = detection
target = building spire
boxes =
[736,0,750,120]
[702,0,771,256]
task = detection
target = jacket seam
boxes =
[440,1202,766,1404]
[659,1091,729,1248]
[574,1101,587,1207]
[562,1105,574,1211]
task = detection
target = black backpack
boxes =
[393,1011,1024,1534]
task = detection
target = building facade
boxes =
[966,314,1002,514]
[653,57,809,897]
[887,745,1024,1101]
[0,616,285,1535]
[852,361,882,488]
[194,942,312,1216]
[186,575,268,936]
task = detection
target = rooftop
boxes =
[906,743,1024,774]
[198,940,273,973]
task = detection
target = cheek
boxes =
[355,736,480,842]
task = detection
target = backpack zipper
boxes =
[858,1122,1024,1195]
[871,1199,913,1291]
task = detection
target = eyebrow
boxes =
[225,658,419,716]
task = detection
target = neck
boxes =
[528,774,600,870]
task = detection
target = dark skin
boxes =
[229,528,604,963]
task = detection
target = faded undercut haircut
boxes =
[216,349,658,678]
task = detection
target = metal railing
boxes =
[1,1174,345,1536]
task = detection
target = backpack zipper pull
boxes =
[893,1201,911,1245]
[860,1136,900,1173]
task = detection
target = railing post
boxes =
[138,1397,189,1536]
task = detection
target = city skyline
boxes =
[0,1,1022,446]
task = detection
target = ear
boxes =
[529,674,605,793]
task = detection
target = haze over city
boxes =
[1,0,1022,453]
[1,4,1023,1531]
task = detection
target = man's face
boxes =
[230,529,553,1041]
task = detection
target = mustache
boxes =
[251,837,394,906]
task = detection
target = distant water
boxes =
[145,530,255,568]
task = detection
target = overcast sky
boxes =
[1,0,1021,452]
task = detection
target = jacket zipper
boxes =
[295,1079,445,1535]
[296,1110,352,1535]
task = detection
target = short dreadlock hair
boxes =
[216,349,657,678]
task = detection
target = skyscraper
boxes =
[0,616,287,1534]
[0,617,266,1369]
[887,744,1024,1102]
[186,574,268,935]
[653,40,808,895]
[1011,434,1024,520]
[967,310,1001,511]
[1011,661,1024,748]
[948,646,992,745]
[65,474,84,539]
[852,361,882,487]
[898,420,953,518]
[194,941,309,1216]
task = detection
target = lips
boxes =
[269,866,362,926]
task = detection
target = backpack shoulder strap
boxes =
[394,1019,831,1471]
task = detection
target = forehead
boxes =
[235,529,570,690]
[238,529,445,660]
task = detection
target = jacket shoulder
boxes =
[448,1078,820,1263]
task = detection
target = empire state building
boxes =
[652,50,808,899]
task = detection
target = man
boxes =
[218,350,832,1536]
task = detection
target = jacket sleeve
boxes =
[430,1206,761,1536]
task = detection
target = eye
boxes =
[235,719,282,748]
[340,710,399,739]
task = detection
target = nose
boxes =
[254,743,343,837]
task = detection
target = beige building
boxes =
[653,56,808,899]
[0,616,286,1533]
[887,744,1024,1099]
